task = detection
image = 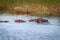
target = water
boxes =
[0,14,60,40]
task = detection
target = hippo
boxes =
[28,18,49,23]
[29,19,37,22]
[15,20,26,23]
[36,18,49,23]
[0,20,9,23]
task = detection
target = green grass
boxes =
[0,0,59,11]
[0,0,59,17]
[29,12,53,17]
[0,0,59,7]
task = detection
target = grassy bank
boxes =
[0,0,59,9]
[0,0,60,17]
[0,12,60,17]
[29,12,52,17]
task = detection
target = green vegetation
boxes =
[0,0,59,8]
[0,0,60,17]
[30,12,53,17]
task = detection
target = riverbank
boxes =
[0,2,60,17]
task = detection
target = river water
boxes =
[0,14,60,40]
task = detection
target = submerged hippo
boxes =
[15,20,26,23]
[0,20,9,23]
[36,18,49,23]
[29,18,49,23]
[29,19,37,22]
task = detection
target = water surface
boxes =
[0,14,60,40]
